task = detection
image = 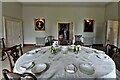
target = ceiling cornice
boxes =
[1,0,120,2]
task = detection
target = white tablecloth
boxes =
[14,46,116,79]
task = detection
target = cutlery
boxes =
[96,55,107,59]
[29,62,35,69]
[35,50,41,53]
[94,50,99,54]
[96,55,101,59]
[53,56,61,61]
[20,66,28,70]
[42,51,47,54]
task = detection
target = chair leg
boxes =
[1,51,7,61]
[1,55,4,61]
[2,69,9,80]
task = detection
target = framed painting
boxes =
[34,18,45,31]
[84,19,94,32]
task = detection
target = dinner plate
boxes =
[79,63,95,75]
[65,64,77,74]
[31,63,47,74]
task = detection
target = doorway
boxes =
[3,17,23,47]
[58,22,73,45]
[106,20,118,46]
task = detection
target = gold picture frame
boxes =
[84,19,94,32]
[34,18,45,31]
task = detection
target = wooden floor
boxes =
[0,45,120,79]
[114,54,120,71]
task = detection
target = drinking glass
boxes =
[75,51,79,58]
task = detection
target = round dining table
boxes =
[14,46,116,79]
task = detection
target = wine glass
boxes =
[48,52,54,64]
[75,51,79,58]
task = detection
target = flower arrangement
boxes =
[49,46,57,54]
[71,45,81,52]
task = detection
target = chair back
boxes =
[46,36,54,46]
[1,38,11,61]
[59,40,68,45]
[47,36,54,43]
[92,44,104,51]
[2,38,6,48]
[106,44,118,59]
[2,69,37,80]
[1,38,7,61]
[3,44,23,72]
[74,35,82,42]
[74,35,84,46]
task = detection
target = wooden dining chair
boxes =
[3,44,23,72]
[2,69,37,80]
[1,38,23,61]
[92,44,104,51]
[105,44,118,59]
[74,35,84,46]
[2,38,6,48]
[1,38,9,61]
[112,47,120,61]
[47,36,54,46]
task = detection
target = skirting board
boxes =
[23,44,45,47]
[23,44,36,46]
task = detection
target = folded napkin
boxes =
[20,66,26,71]
[20,62,35,70]
[65,64,77,74]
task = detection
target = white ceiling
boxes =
[2,0,119,7]
[21,2,110,7]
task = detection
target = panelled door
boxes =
[106,20,118,46]
[4,17,23,47]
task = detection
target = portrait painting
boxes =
[34,18,45,31]
[84,19,94,32]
